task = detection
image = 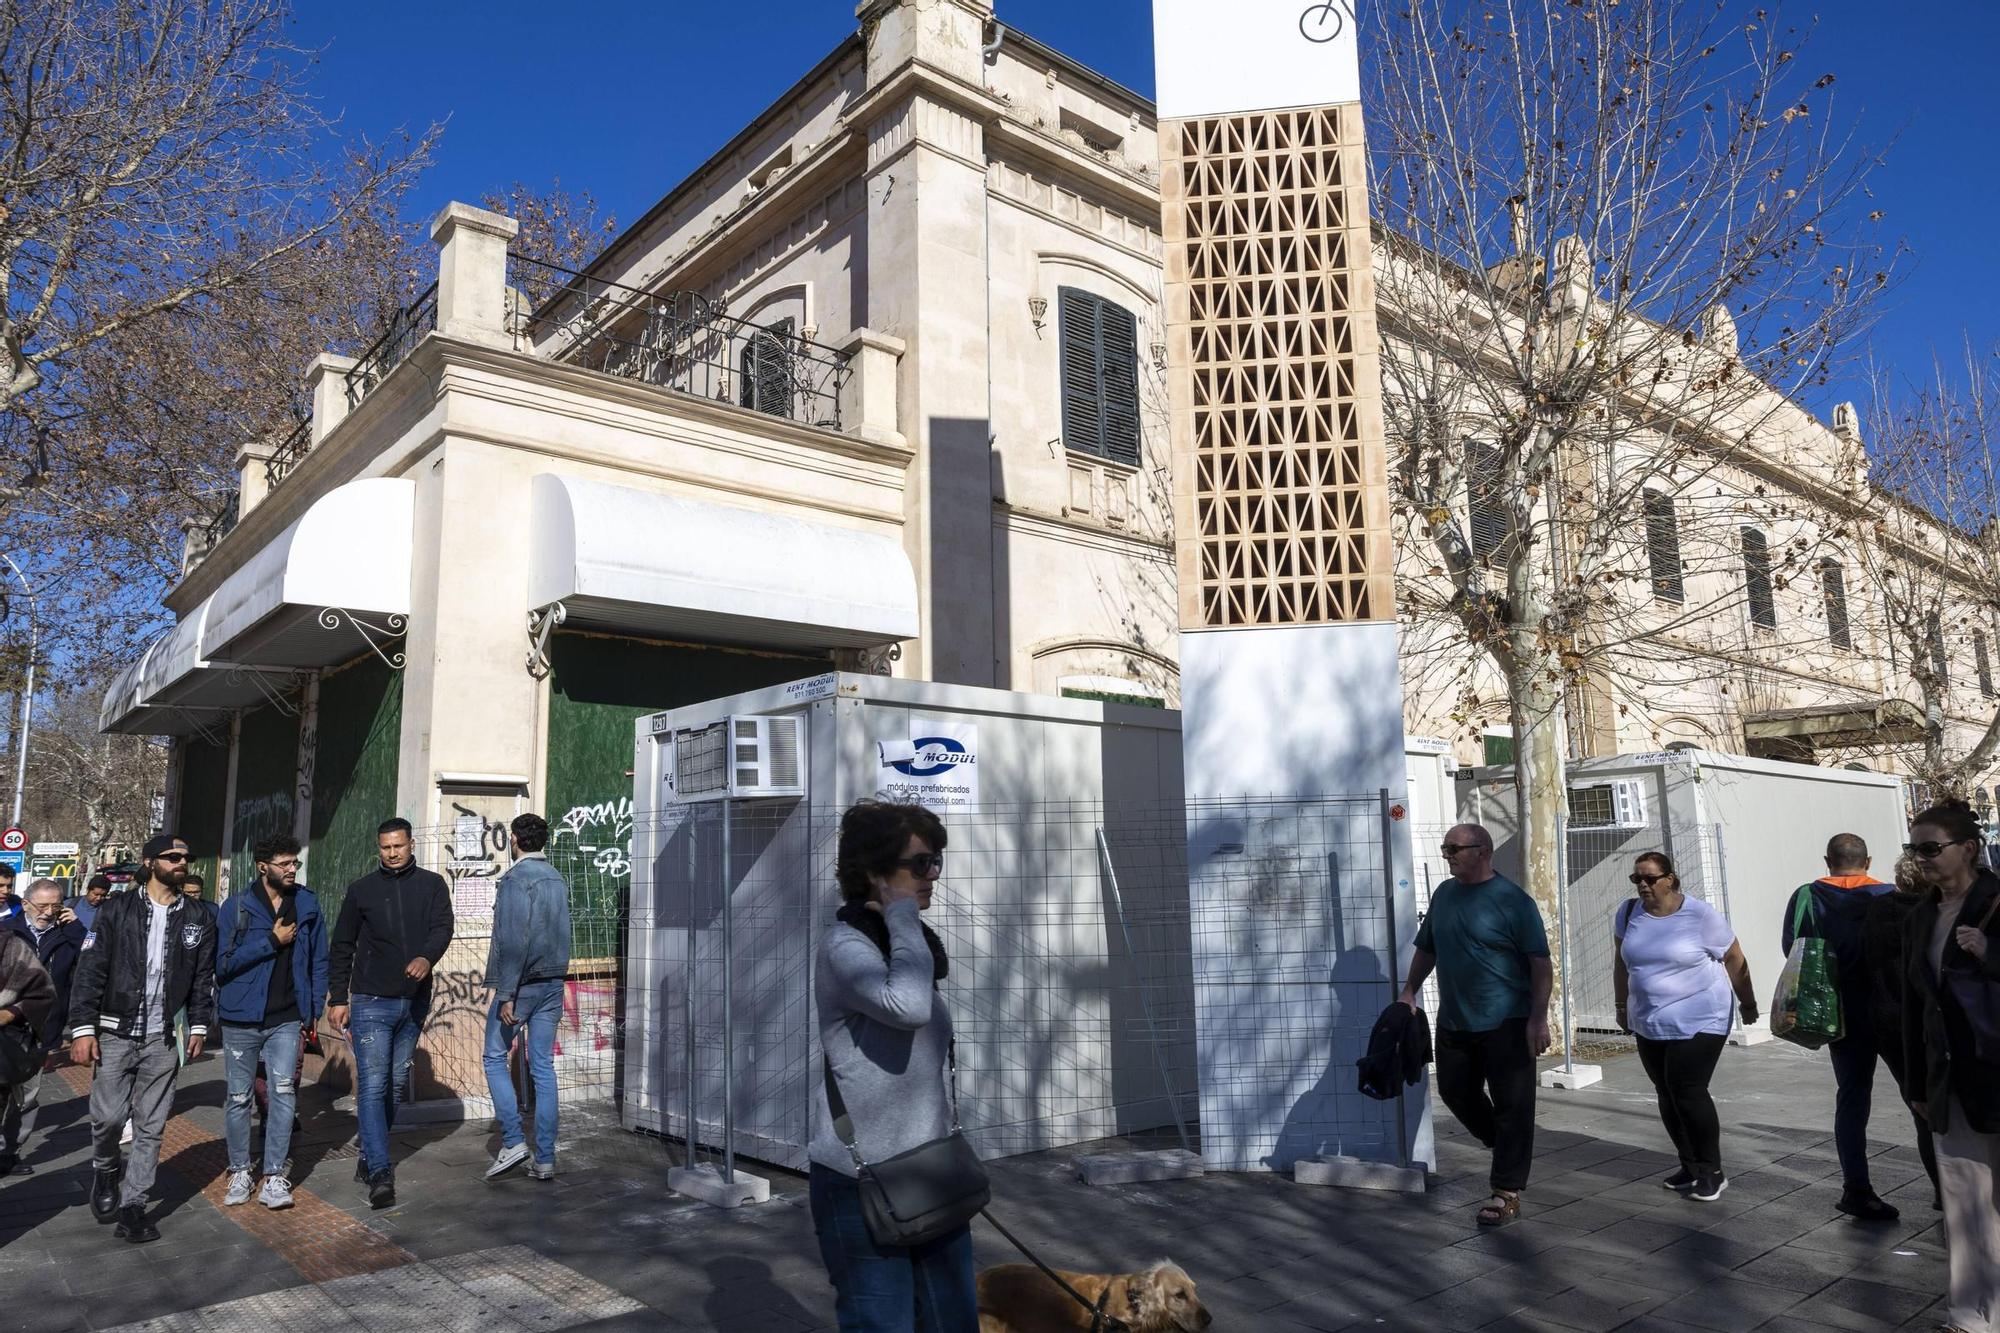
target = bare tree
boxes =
[1859,347,2000,802]
[1365,0,1892,1024]
[20,683,165,862]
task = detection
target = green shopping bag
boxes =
[1771,887,1843,1049]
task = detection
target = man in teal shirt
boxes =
[1400,822,1552,1228]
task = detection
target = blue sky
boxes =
[292,1,1997,412]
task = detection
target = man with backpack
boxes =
[215,834,327,1211]
[1782,832,1897,1221]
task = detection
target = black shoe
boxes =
[89,1167,121,1223]
[367,1170,395,1210]
[1691,1173,1728,1202]
[113,1204,159,1243]
[1662,1169,1696,1192]
[1837,1190,1899,1222]
[354,1158,368,1184]
[0,1152,18,1178]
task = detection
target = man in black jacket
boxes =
[68,835,215,1243]
[1,879,88,1174]
[325,817,453,1209]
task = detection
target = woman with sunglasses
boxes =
[807,801,977,1331]
[1898,798,2000,1333]
[1612,851,1757,1202]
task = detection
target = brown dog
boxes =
[976,1261,1213,1332]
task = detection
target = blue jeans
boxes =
[223,1022,302,1176]
[808,1164,979,1333]
[351,994,425,1177]
[482,979,563,1163]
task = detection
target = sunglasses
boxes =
[153,851,190,864]
[1439,843,1485,856]
[892,853,945,878]
[1904,839,1969,860]
[1629,872,1670,886]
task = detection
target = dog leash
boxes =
[979,1208,1128,1333]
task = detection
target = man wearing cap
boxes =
[68,835,216,1243]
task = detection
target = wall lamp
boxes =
[1028,294,1048,335]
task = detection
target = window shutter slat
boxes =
[1466,442,1511,563]
[1059,289,1103,457]
[1927,611,1949,687]
[1978,632,1994,698]
[1643,491,1684,603]
[1100,301,1141,466]
[1742,528,1776,629]
[1821,560,1851,651]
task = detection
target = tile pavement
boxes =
[0,1037,1958,1331]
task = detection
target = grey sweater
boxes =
[809,899,955,1177]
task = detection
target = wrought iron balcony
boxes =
[263,418,313,490]
[344,282,440,409]
[183,489,240,573]
[505,253,849,431]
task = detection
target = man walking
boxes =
[70,874,112,931]
[215,835,326,1211]
[2,880,87,1174]
[482,814,572,1181]
[1399,822,1553,1227]
[68,835,215,1243]
[1782,832,1898,1221]
[326,818,453,1210]
[0,862,20,919]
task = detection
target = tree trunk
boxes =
[1510,644,1569,1059]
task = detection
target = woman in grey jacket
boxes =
[809,801,977,1332]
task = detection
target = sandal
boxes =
[1476,1190,1521,1227]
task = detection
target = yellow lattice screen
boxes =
[1160,102,1393,629]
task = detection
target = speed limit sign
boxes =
[0,828,25,853]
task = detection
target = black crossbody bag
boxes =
[822,1038,990,1247]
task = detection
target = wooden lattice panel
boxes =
[1160,103,1394,629]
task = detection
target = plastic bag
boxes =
[1771,888,1842,1049]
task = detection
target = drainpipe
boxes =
[982,19,1006,62]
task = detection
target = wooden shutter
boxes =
[1100,300,1141,466]
[1059,288,1104,458]
[1820,560,1851,650]
[738,318,794,418]
[1741,528,1776,629]
[1978,632,1994,698]
[1927,611,1949,687]
[1643,491,1684,603]
[1466,441,1512,564]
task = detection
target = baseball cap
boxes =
[142,833,187,860]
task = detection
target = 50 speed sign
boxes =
[0,828,25,853]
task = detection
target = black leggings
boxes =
[1635,1032,1728,1176]
[1435,1017,1538,1192]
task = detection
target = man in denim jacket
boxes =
[481,813,571,1180]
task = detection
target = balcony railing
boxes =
[184,489,240,573]
[506,253,848,431]
[344,281,440,409]
[263,418,313,490]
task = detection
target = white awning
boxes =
[527,474,917,650]
[201,477,414,667]
[98,597,285,734]
[99,638,166,735]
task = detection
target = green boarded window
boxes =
[307,656,404,925]
[178,735,231,894]
[544,632,828,961]
[1483,732,1516,766]
[228,704,299,898]
[1060,686,1166,709]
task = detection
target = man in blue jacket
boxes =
[214,834,326,1211]
[481,813,571,1181]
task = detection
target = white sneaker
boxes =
[527,1159,555,1181]
[485,1143,529,1179]
[223,1169,256,1206]
[119,1121,134,1146]
[257,1176,294,1210]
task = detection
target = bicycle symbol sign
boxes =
[1299,0,1358,43]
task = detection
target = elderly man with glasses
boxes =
[67,834,216,1244]
[1398,823,1552,1228]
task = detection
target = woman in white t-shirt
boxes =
[1613,851,1759,1203]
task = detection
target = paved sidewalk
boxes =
[0,1037,1952,1332]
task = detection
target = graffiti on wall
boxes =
[553,795,635,882]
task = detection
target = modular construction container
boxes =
[1456,749,1907,1039]
[618,672,1193,1173]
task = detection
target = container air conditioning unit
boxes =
[658,714,806,801]
[1568,778,1648,830]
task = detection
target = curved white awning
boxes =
[99,638,165,735]
[201,477,414,667]
[528,474,917,650]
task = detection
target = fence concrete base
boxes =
[1077,1149,1206,1186]
[1539,1064,1604,1091]
[669,1164,771,1209]
[1293,1154,1426,1194]
[332,1095,481,1125]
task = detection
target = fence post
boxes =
[1556,806,1575,1075]
[1095,827,1195,1155]
[720,799,736,1185]
[684,814,698,1171]
[1379,789,1411,1170]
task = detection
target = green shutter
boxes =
[308,656,404,924]
[1060,288,1104,457]
[228,704,299,898]
[1100,300,1141,466]
[179,735,230,893]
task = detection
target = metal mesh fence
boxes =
[375,794,1414,1183]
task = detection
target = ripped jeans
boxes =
[350,994,426,1179]
[222,1022,303,1178]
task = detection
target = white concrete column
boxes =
[235,440,279,518]
[429,203,520,349]
[839,328,907,447]
[308,353,362,444]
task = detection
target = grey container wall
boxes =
[621,673,1191,1171]
[1459,749,1906,1035]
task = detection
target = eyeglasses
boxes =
[1629,872,1669,886]
[262,859,300,871]
[1904,839,1969,860]
[1439,843,1485,857]
[153,851,189,864]
[892,853,945,878]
